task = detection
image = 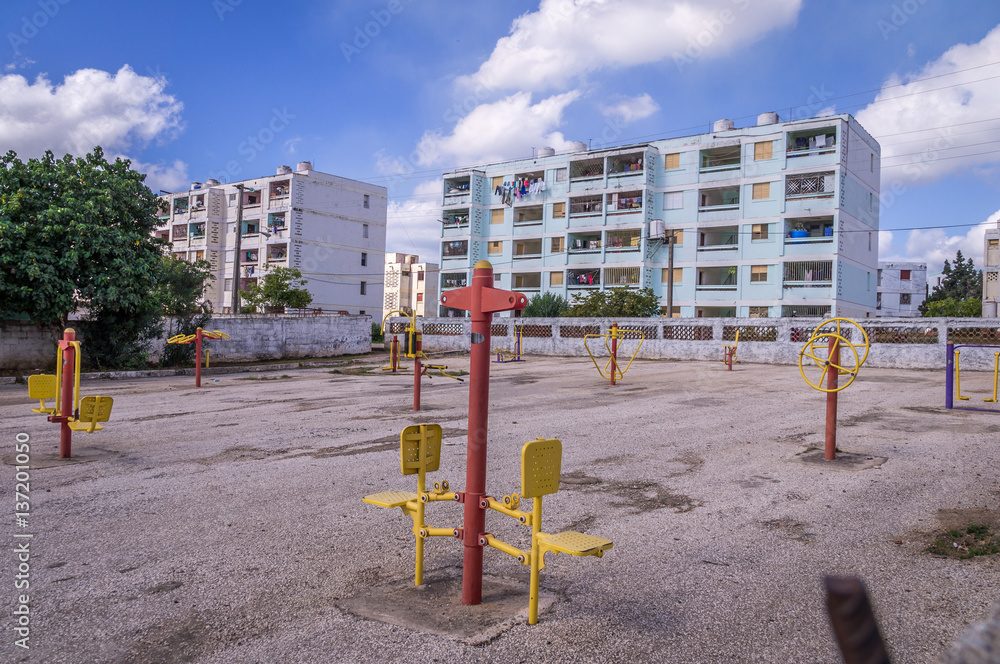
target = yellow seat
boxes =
[67,396,113,433]
[538,531,613,558]
[362,490,418,508]
[28,374,58,414]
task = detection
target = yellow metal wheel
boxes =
[811,317,870,369]
[798,332,861,393]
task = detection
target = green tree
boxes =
[920,250,982,316]
[155,257,215,366]
[522,291,569,317]
[239,267,312,313]
[0,148,163,327]
[567,287,661,318]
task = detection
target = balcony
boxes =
[783,260,833,287]
[267,213,288,234]
[786,128,837,159]
[188,222,206,240]
[241,221,260,237]
[569,195,603,218]
[568,269,601,288]
[444,176,471,205]
[266,244,288,265]
[242,190,261,209]
[699,146,741,174]
[442,209,470,231]
[784,216,833,245]
[606,191,642,216]
[513,239,543,261]
[513,205,543,227]
[606,228,641,253]
[985,240,998,267]
[173,196,189,215]
[441,273,468,289]
[269,180,290,207]
[698,226,739,253]
[442,240,468,259]
[603,266,640,287]
[568,233,602,255]
[608,152,644,179]
[570,157,604,181]
[785,172,835,200]
[697,266,737,291]
[171,224,187,241]
[512,272,541,292]
[698,187,740,212]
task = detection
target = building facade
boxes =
[383,253,439,321]
[876,262,926,317]
[985,220,999,318]
[156,162,386,314]
[438,113,880,318]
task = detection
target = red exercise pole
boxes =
[825,336,839,461]
[57,328,75,459]
[438,260,527,605]
[610,322,619,387]
[391,335,399,372]
[195,327,203,388]
[413,331,422,411]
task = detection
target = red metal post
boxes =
[195,327,203,388]
[391,335,399,372]
[438,260,527,606]
[825,336,839,461]
[413,331,422,411]
[610,322,619,386]
[726,347,733,370]
[58,328,75,459]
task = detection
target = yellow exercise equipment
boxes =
[583,324,645,382]
[798,318,871,393]
[722,329,740,369]
[28,374,58,414]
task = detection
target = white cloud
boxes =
[386,179,446,261]
[600,93,660,124]
[0,65,184,158]
[880,209,999,273]
[856,23,1000,188]
[413,91,580,168]
[129,159,190,193]
[460,0,802,91]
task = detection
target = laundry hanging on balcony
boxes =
[495,178,545,206]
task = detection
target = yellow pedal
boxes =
[68,421,104,432]
[362,490,417,508]
[538,531,613,557]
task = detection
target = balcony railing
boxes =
[783,260,833,285]
[786,172,835,199]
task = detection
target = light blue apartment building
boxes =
[438,113,881,318]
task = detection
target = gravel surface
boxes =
[1,353,998,663]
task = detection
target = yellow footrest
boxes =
[31,407,55,415]
[363,490,418,508]
[538,531,613,557]
[67,421,104,432]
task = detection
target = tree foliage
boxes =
[920,250,982,317]
[156,257,215,366]
[567,287,660,318]
[0,148,164,327]
[239,267,312,313]
[521,291,569,317]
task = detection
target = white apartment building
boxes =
[985,220,999,318]
[438,113,880,318]
[876,262,926,317]
[156,162,386,314]
[383,253,439,320]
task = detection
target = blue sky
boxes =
[2,0,999,273]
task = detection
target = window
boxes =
[491,209,505,224]
[868,232,872,251]
[752,182,770,200]
[228,193,237,207]
[225,278,233,292]
[550,271,563,286]
[871,153,875,172]
[664,153,680,170]
[661,268,683,283]
[877,269,883,286]
[494,273,501,282]
[361,252,367,267]
[417,271,424,281]
[663,192,683,210]
[551,237,564,253]
[416,293,424,302]
[867,272,871,291]
[555,168,567,182]
[363,223,369,238]
[877,292,882,309]
[749,306,769,318]
[360,310,366,316]
[752,224,769,240]
[488,241,503,254]
[492,176,504,189]
[363,194,370,209]
[900,293,912,305]
[552,202,566,218]
[668,229,684,245]
[869,192,873,212]
[751,265,768,282]
[360,281,367,295]
[754,141,773,161]
[900,269,911,280]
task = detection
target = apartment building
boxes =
[156,162,386,314]
[383,253,439,321]
[985,220,999,318]
[438,113,880,318]
[876,262,926,317]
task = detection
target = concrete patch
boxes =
[794,448,888,470]
[338,567,555,645]
[4,446,123,468]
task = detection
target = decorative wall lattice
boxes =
[663,326,713,341]
[422,323,464,336]
[864,326,938,344]
[723,326,777,342]
[790,326,853,343]
[520,324,553,338]
[618,325,658,340]
[560,325,600,338]
[491,323,509,337]
[948,327,1000,345]
[388,322,405,334]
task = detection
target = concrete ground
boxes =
[1,352,999,664]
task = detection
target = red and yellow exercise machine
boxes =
[380,310,463,412]
[583,322,645,386]
[166,327,230,388]
[364,261,613,624]
[26,328,114,459]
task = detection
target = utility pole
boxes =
[666,230,675,318]
[231,184,244,314]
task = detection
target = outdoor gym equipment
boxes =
[583,322,645,386]
[166,327,230,388]
[26,328,114,458]
[380,309,463,411]
[797,318,870,460]
[493,318,525,364]
[363,427,612,625]
[722,329,740,370]
[946,342,1000,412]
